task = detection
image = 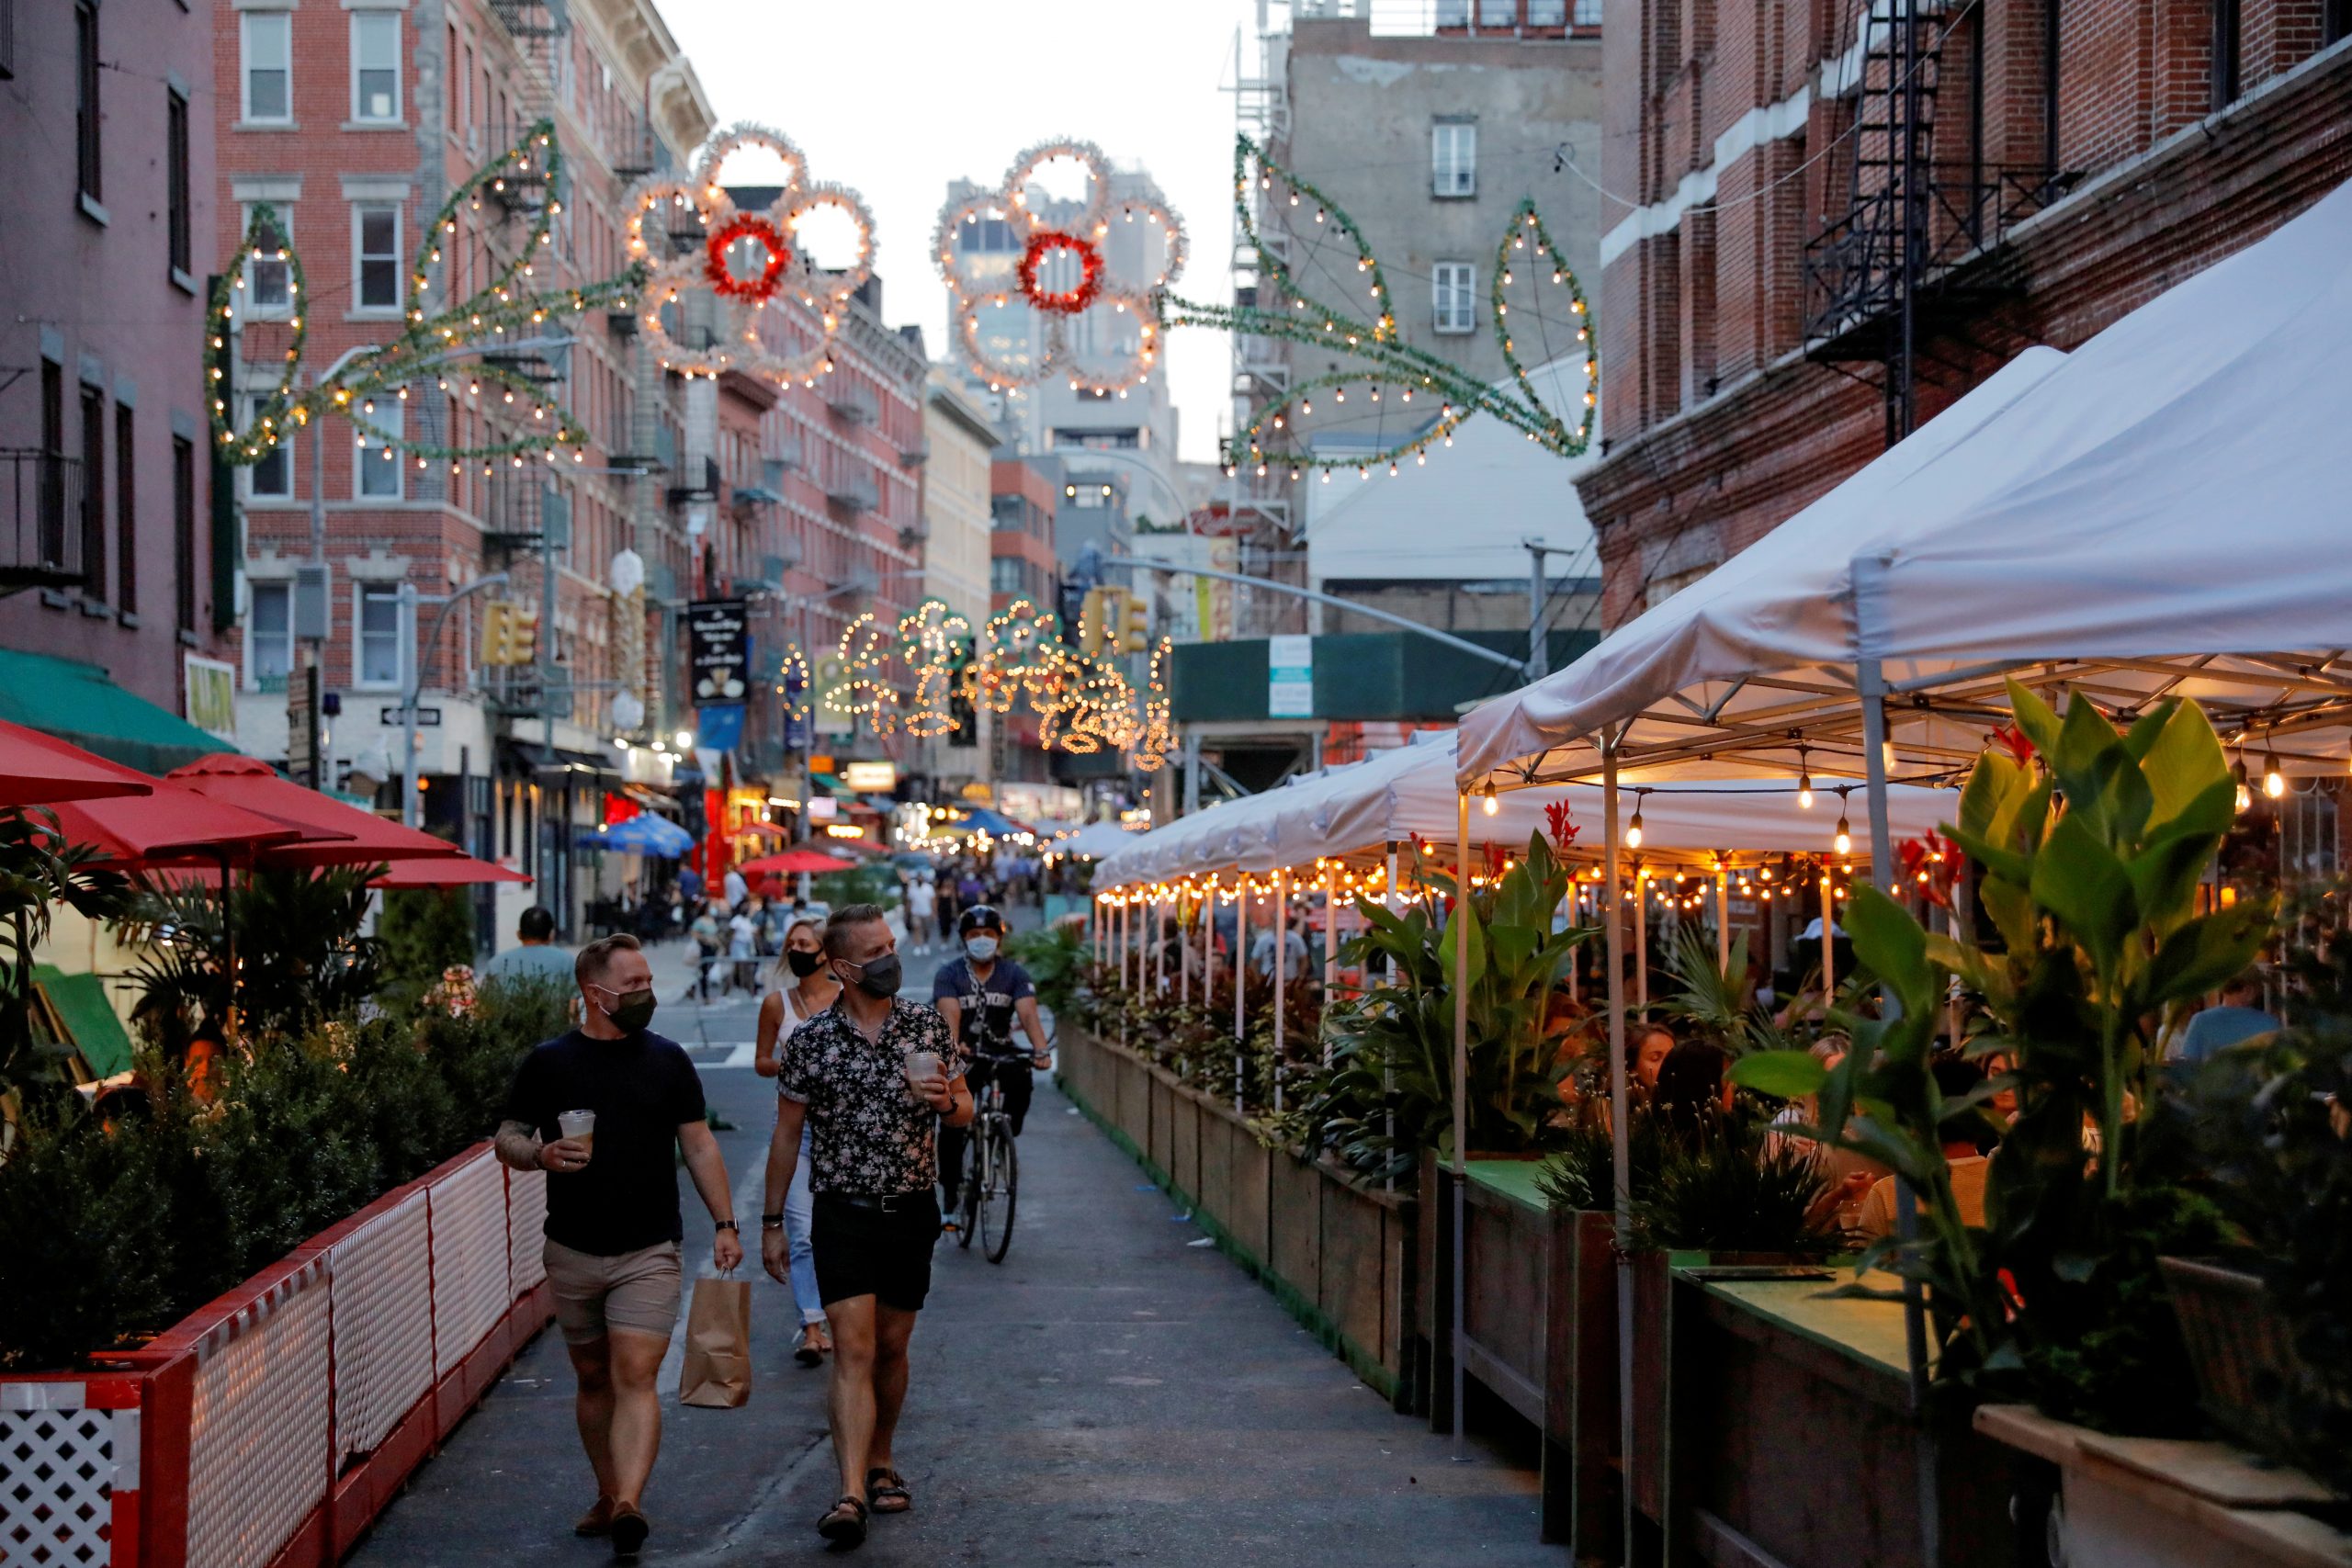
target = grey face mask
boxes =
[965,936,999,963]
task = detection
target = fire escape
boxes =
[1801,0,2068,444]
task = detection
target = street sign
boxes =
[380,706,442,727]
[1268,634,1314,717]
[685,599,749,705]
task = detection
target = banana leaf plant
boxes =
[1732,684,2270,1426]
[0,807,131,1100]
[1309,829,1593,1169]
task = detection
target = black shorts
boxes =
[810,1191,942,1313]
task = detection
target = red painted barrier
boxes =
[0,1144,557,1568]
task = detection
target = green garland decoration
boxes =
[1157,136,1595,474]
[207,119,647,470]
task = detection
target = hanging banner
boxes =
[1267,634,1314,717]
[685,599,749,705]
[695,703,746,753]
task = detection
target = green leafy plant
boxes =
[0,808,131,1096]
[378,885,478,1002]
[1005,922,1088,1017]
[1732,684,2269,1429]
[123,865,388,1042]
[1628,1113,1840,1256]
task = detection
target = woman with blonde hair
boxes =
[754,918,841,1364]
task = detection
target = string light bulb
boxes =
[1797,749,1815,810]
[1626,797,1645,850]
[1833,799,1853,856]
[2263,750,2285,799]
[2234,759,2252,813]
[1481,782,1498,817]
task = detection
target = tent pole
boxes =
[1603,745,1633,1560]
[1233,877,1247,1112]
[1384,840,1398,1194]
[1452,790,1471,1461]
[1717,863,1732,975]
[1272,867,1288,1113]
[1180,886,1190,1007]
[1861,650,1939,1568]
[1820,869,1836,997]
[1323,863,1339,1036]
[1634,870,1648,1016]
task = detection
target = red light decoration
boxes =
[704,214,792,302]
[1018,231,1103,316]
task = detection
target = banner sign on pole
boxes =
[695,703,745,752]
[686,600,748,705]
[1267,634,1315,718]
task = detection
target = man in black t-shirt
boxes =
[495,933,741,1560]
[933,905,1052,1217]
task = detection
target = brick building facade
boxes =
[1585,1,2352,626]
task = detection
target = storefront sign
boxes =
[685,599,749,705]
[842,761,898,792]
[184,655,238,742]
[808,795,840,822]
[1268,634,1314,717]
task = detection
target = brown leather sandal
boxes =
[865,1467,911,1514]
[817,1495,868,1546]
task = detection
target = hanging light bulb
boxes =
[2263,750,2285,799]
[1797,748,1814,809]
[2234,759,2252,813]
[1626,800,1645,850]
[1481,781,1498,817]
[1833,797,1853,856]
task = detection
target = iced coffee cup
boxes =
[558,1109,595,1162]
[903,1050,942,1107]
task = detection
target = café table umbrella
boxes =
[582,812,696,858]
[734,848,855,878]
[368,853,531,888]
[165,754,465,867]
[0,717,158,808]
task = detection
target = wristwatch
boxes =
[760,1213,786,1231]
[714,1220,740,1234]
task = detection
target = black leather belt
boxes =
[820,1191,930,1213]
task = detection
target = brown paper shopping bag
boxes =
[677,1277,752,1409]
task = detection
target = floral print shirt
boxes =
[779,997,966,1196]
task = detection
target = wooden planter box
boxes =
[1055,1025,1422,1408]
[1976,1404,2352,1568]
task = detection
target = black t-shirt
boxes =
[502,1027,707,1256]
[931,956,1035,1057]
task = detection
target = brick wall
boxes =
[1584,0,2352,626]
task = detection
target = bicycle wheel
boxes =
[978,1120,1017,1264]
[956,1131,981,1248]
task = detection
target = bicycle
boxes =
[956,1047,1028,1264]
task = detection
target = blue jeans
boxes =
[786,1123,822,1326]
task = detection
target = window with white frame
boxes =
[1432,120,1476,198]
[356,585,405,689]
[1574,0,1603,22]
[1432,262,1476,333]
[247,581,293,689]
[354,205,401,311]
[241,12,292,124]
[246,396,293,500]
[352,12,401,123]
[356,399,402,499]
[243,205,293,316]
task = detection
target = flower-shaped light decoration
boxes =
[626,122,876,386]
[896,600,974,739]
[934,140,1187,396]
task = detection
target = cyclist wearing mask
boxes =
[933,905,1051,1223]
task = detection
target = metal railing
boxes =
[0,451,85,594]
[1803,165,2067,350]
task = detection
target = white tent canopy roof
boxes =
[1094,731,1958,888]
[1047,820,1148,861]
[1458,175,2352,791]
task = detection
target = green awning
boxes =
[0,649,236,775]
[811,772,856,799]
[34,964,135,1077]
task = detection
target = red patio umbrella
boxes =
[368,853,531,888]
[736,847,855,878]
[47,786,311,868]
[166,754,463,866]
[0,718,158,808]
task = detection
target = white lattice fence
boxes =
[506,1168,548,1297]
[427,1154,507,1377]
[182,1262,331,1568]
[327,1191,434,1464]
[0,1383,136,1568]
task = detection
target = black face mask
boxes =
[601,987,658,1033]
[786,949,823,977]
[845,953,903,998]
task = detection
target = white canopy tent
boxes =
[1046,819,1148,863]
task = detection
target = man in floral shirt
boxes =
[761,904,971,1549]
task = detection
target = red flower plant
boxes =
[1483,841,1510,882]
[1897,829,1961,908]
[1990,723,2036,765]
[1544,798,1581,854]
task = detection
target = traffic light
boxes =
[482,599,539,666]
[1103,586,1148,654]
[1077,587,1110,655]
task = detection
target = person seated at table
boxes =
[1856,1055,1996,1242]
[1651,1040,1735,1144]
[2167,970,2280,1065]
[1632,1022,1677,1096]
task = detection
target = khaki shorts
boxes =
[544,1238,683,1346]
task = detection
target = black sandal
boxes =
[865,1467,911,1514]
[794,1325,823,1368]
[817,1495,868,1547]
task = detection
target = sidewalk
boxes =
[347,1068,1551,1565]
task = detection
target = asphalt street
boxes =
[347,930,1553,1566]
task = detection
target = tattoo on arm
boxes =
[493,1118,543,1172]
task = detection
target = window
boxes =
[116,406,135,615]
[1574,0,1604,22]
[2330,0,2352,46]
[174,436,198,633]
[1433,121,1476,198]
[74,3,99,204]
[351,12,401,123]
[356,399,402,499]
[167,90,192,277]
[245,208,293,316]
[247,581,293,689]
[39,365,65,568]
[245,398,292,500]
[242,13,292,124]
[356,586,404,689]
[355,206,401,311]
[1432,261,1476,333]
[2212,0,2243,109]
[1477,0,1517,23]
[1525,0,1568,25]
[989,557,1024,596]
[80,388,106,602]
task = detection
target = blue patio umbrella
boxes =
[579,813,695,857]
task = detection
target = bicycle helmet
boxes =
[957,904,1005,937]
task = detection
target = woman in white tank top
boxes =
[755,918,841,1363]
